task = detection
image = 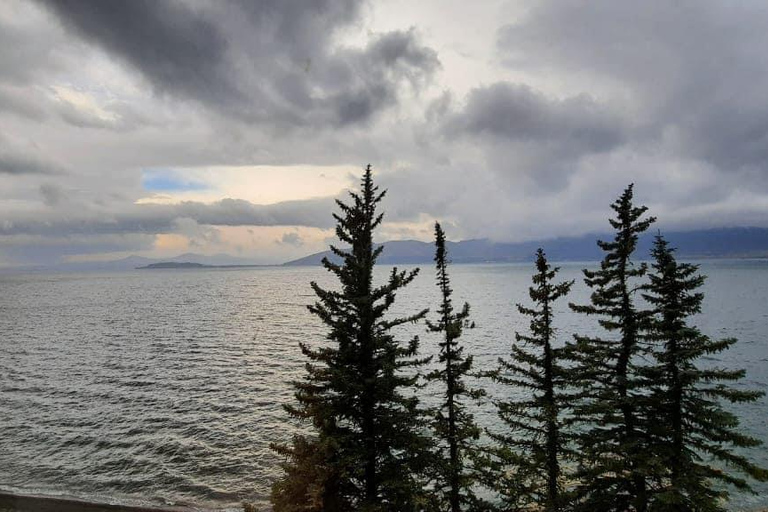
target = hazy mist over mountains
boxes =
[9,227,768,272]
[285,227,768,266]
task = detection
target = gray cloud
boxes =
[39,183,65,206]
[38,0,439,128]
[449,82,624,152]
[0,85,48,120]
[0,152,60,175]
[41,0,238,106]
[0,233,156,266]
[497,0,768,174]
[0,5,69,85]
[0,196,335,236]
[427,82,627,191]
[276,231,304,247]
[172,217,221,248]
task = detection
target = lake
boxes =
[1,261,767,510]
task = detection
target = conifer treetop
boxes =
[584,183,657,290]
[486,248,574,512]
[272,165,433,511]
[426,221,486,512]
[642,234,768,508]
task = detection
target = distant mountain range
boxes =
[284,227,768,266]
[5,227,768,273]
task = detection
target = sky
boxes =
[3,0,768,266]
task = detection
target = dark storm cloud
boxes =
[433,82,627,191]
[329,30,440,126]
[449,83,624,153]
[38,0,439,128]
[0,196,335,236]
[0,152,60,175]
[40,0,239,107]
[497,0,768,174]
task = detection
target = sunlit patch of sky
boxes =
[137,165,355,206]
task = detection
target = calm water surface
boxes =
[1,261,766,510]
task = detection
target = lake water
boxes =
[1,261,767,510]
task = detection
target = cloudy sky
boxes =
[3,0,768,266]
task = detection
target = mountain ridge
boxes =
[283,227,768,266]
[4,227,767,273]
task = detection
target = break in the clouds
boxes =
[2,0,768,266]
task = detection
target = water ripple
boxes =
[0,263,766,510]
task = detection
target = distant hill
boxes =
[283,227,768,266]
[2,252,264,273]
[137,261,266,270]
[163,252,259,266]
[137,262,211,269]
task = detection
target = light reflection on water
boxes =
[0,261,766,510]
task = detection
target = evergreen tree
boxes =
[569,184,656,511]
[271,165,433,511]
[426,222,484,512]
[643,235,768,511]
[488,248,574,512]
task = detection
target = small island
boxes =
[137,262,212,269]
[136,262,266,269]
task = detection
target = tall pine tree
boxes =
[488,248,574,511]
[569,184,656,511]
[426,222,484,512]
[271,165,433,511]
[643,235,768,511]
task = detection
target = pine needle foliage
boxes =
[568,184,657,512]
[425,222,485,512]
[486,248,574,511]
[271,165,433,511]
[642,235,768,511]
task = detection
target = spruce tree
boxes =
[271,165,433,511]
[425,222,484,512]
[488,248,574,512]
[643,235,768,511]
[569,184,656,511]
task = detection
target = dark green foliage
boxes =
[568,184,656,511]
[271,435,336,511]
[271,166,433,511]
[486,248,574,511]
[425,222,485,512]
[643,235,768,511]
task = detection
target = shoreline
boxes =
[1,490,765,512]
[0,491,211,512]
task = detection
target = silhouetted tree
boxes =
[642,234,768,511]
[487,249,574,511]
[271,435,337,511]
[271,165,433,511]
[426,222,484,511]
[569,184,656,511]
